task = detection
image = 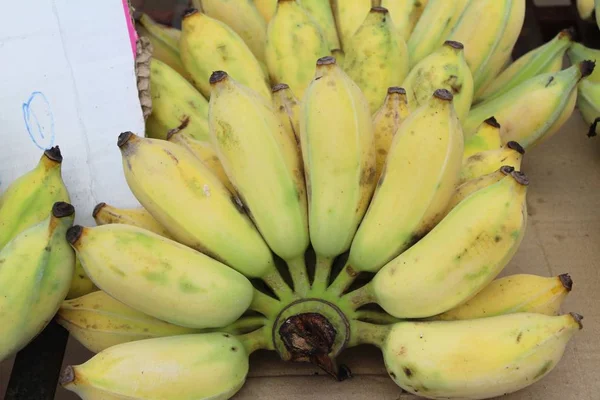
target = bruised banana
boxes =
[577,79,600,137]
[332,0,371,50]
[57,291,200,353]
[353,171,529,319]
[463,117,503,160]
[0,147,69,249]
[568,42,600,83]
[67,223,254,329]
[146,58,209,142]
[436,273,573,321]
[343,6,409,113]
[66,257,97,300]
[266,0,329,100]
[465,61,595,149]
[477,29,574,103]
[0,202,75,361]
[460,141,524,184]
[403,40,473,122]
[300,0,341,50]
[93,201,173,238]
[371,87,409,182]
[180,8,270,100]
[209,71,310,294]
[272,83,301,146]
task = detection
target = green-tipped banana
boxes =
[477,29,574,103]
[0,147,69,249]
[66,257,97,300]
[92,202,173,238]
[568,42,600,83]
[332,0,371,50]
[407,0,457,67]
[272,83,301,146]
[180,8,270,100]
[435,273,573,321]
[460,141,524,184]
[465,61,595,149]
[57,291,200,353]
[463,117,503,160]
[209,71,310,295]
[578,79,600,137]
[403,40,473,122]
[300,0,341,50]
[343,7,409,113]
[146,58,209,141]
[0,202,75,361]
[67,223,254,329]
[266,0,329,100]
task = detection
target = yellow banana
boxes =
[265,0,330,100]
[208,71,310,295]
[436,273,573,321]
[300,56,376,291]
[596,0,600,31]
[67,223,254,329]
[332,0,371,50]
[331,48,345,65]
[403,40,473,122]
[407,0,457,67]
[578,79,600,137]
[300,0,341,50]
[577,0,595,19]
[343,7,409,113]
[355,313,582,399]
[568,42,600,83]
[195,0,268,67]
[254,0,277,22]
[477,29,574,103]
[439,0,471,41]
[460,141,524,184]
[0,147,69,249]
[350,171,528,319]
[464,61,595,149]
[66,257,98,300]
[57,291,200,353]
[166,125,236,193]
[272,83,301,145]
[330,90,463,295]
[92,201,173,238]
[371,87,409,181]
[463,116,503,160]
[0,202,75,361]
[381,0,415,41]
[180,8,271,100]
[146,58,209,141]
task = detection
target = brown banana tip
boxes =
[272,83,290,92]
[388,87,406,95]
[484,116,501,128]
[500,165,515,175]
[560,27,576,40]
[52,202,75,218]
[579,60,596,78]
[433,89,453,101]
[371,6,388,13]
[44,146,63,163]
[66,225,84,246]
[570,312,584,330]
[317,56,336,66]
[182,8,198,18]
[59,366,75,386]
[510,170,529,186]
[92,202,106,218]
[507,141,525,154]
[444,40,464,50]
[559,273,573,292]
[210,71,228,85]
[117,132,134,148]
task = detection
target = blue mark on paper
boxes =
[22,91,55,150]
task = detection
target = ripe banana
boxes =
[146,58,209,141]
[265,0,329,100]
[272,83,301,145]
[356,312,582,399]
[332,0,371,50]
[180,8,271,100]
[331,48,345,65]
[568,42,600,83]
[0,147,69,249]
[407,0,457,68]
[596,0,600,30]
[195,0,268,68]
[343,6,409,113]
[577,79,600,137]
[254,0,277,22]
[380,0,416,41]
[402,40,473,122]
[67,223,254,329]
[61,332,256,400]
[577,0,595,19]
[439,0,471,41]
[92,201,173,239]
[436,273,573,321]
[300,0,341,50]
[57,291,200,353]
[0,202,75,361]
[208,71,310,294]
[460,141,524,184]
[300,56,375,290]
[477,29,574,103]
[371,87,409,182]
[464,61,595,149]
[353,170,528,319]
[66,257,97,300]
[463,117,503,160]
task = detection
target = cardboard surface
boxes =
[1,112,599,399]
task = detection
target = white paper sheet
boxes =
[0,0,144,226]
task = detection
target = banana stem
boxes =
[355,310,403,325]
[286,256,310,296]
[261,268,295,302]
[342,282,377,310]
[311,255,334,293]
[236,326,273,354]
[221,316,268,335]
[249,289,281,319]
[349,320,391,348]
[327,263,360,297]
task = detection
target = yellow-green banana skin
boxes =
[66,257,98,300]
[459,141,524,184]
[0,147,69,249]
[69,223,254,329]
[300,0,341,50]
[57,291,199,353]
[568,42,600,83]
[372,172,528,318]
[93,202,173,239]
[462,117,503,160]
[578,79,600,137]
[61,333,249,400]
[577,0,595,19]
[383,313,582,399]
[0,202,75,361]
[332,0,371,51]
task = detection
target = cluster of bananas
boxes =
[0,0,595,399]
